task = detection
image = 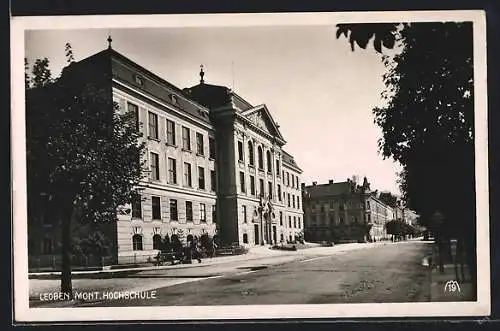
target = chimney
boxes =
[329,179,334,184]
[312,181,317,186]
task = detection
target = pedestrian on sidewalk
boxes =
[191,236,202,263]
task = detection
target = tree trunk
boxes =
[60,207,73,299]
[60,201,80,299]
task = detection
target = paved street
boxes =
[28,240,462,307]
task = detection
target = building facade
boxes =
[302,177,392,243]
[28,45,303,267]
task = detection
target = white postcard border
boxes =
[11,10,490,322]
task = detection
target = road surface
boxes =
[29,240,440,307]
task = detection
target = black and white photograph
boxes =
[11,11,489,321]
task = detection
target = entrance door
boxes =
[272,226,277,244]
[254,224,259,245]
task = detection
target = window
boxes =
[297,198,300,210]
[237,141,244,162]
[277,185,282,201]
[196,132,204,155]
[152,196,161,220]
[170,199,178,221]
[168,158,177,184]
[42,238,53,254]
[150,152,159,181]
[293,216,297,228]
[292,195,296,208]
[250,175,255,195]
[135,75,144,86]
[248,141,254,166]
[166,119,176,145]
[148,111,158,139]
[276,160,280,176]
[282,170,285,179]
[287,193,291,207]
[242,205,247,223]
[367,214,371,222]
[198,166,205,190]
[182,126,191,150]
[279,211,283,226]
[170,94,177,105]
[320,205,325,212]
[259,179,265,197]
[209,137,216,159]
[366,201,371,210]
[210,170,216,191]
[132,234,143,251]
[296,176,299,188]
[298,217,301,228]
[268,181,273,199]
[287,172,290,186]
[153,234,162,250]
[200,203,206,222]
[184,162,192,187]
[266,150,272,173]
[257,146,264,169]
[211,205,216,223]
[131,195,142,218]
[243,233,248,244]
[288,216,292,227]
[239,171,246,193]
[128,102,139,131]
[186,201,193,222]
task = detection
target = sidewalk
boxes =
[28,245,297,279]
[29,241,389,280]
[423,249,475,302]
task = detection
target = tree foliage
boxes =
[385,219,418,237]
[372,22,474,238]
[336,23,401,53]
[31,57,53,88]
[26,45,147,295]
[337,22,476,287]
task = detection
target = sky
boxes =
[25,26,402,195]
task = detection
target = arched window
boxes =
[266,150,272,173]
[257,146,264,170]
[248,141,254,166]
[132,234,143,251]
[153,234,162,250]
[242,233,248,244]
[186,234,194,243]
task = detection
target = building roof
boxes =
[64,48,212,124]
[303,181,352,198]
[282,150,303,173]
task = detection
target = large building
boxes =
[27,44,303,267]
[302,177,393,243]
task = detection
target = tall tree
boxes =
[26,48,147,297]
[337,22,476,290]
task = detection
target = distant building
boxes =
[302,177,393,243]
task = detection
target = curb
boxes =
[29,242,393,280]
